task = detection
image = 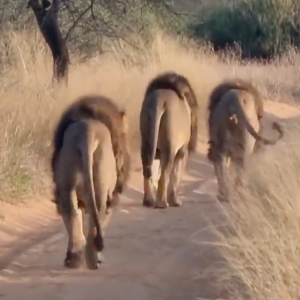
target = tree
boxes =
[27,0,70,84]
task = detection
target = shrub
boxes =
[189,0,300,59]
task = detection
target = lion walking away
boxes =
[140,71,199,209]
[51,95,131,270]
[207,78,284,202]
[51,95,131,198]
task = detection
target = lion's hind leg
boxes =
[214,159,230,203]
[167,146,188,207]
[152,158,161,192]
[85,214,101,270]
[142,161,157,208]
[230,156,246,192]
[85,169,110,269]
[154,151,174,209]
[85,195,107,270]
[59,188,86,269]
[208,142,230,203]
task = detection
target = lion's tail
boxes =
[140,99,166,179]
[79,133,104,253]
[228,101,283,145]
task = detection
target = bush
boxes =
[188,0,300,59]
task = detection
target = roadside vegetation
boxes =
[1,1,300,299]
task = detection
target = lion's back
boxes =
[208,86,260,160]
[51,94,131,194]
[53,95,123,151]
[208,79,263,123]
[142,71,199,153]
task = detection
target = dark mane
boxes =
[51,94,131,196]
[208,78,264,127]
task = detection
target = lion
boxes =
[53,114,128,270]
[140,71,199,208]
[51,95,131,270]
[207,78,284,202]
[51,95,131,200]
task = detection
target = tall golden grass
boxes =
[211,117,300,300]
[0,28,299,203]
[1,27,300,299]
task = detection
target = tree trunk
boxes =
[27,0,70,85]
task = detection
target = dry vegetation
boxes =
[210,118,300,300]
[1,29,300,202]
[1,23,300,300]
[0,29,214,201]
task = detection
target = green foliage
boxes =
[188,0,300,59]
[59,0,181,55]
[0,0,182,58]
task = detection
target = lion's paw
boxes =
[64,250,84,269]
[143,196,155,208]
[217,194,229,203]
[154,200,169,209]
[168,192,183,207]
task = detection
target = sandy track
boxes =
[0,101,298,300]
[0,149,224,300]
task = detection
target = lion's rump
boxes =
[143,71,199,153]
[207,78,264,129]
[51,95,131,195]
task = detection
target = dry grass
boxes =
[0,28,300,203]
[208,118,300,300]
[1,27,300,300]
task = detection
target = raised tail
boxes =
[228,102,283,146]
[244,120,283,145]
[140,98,166,179]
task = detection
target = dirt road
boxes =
[0,147,225,300]
[0,101,298,300]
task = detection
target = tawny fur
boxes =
[51,95,131,200]
[206,78,284,202]
[54,119,121,270]
[144,71,199,153]
[208,78,264,129]
[140,72,199,209]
